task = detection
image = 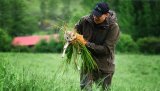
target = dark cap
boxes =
[92,2,109,17]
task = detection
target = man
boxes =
[74,2,120,90]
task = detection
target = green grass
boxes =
[0,53,160,91]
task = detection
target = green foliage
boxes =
[81,0,99,13]
[60,0,71,22]
[34,39,49,53]
[47,39,63,52]
[0,28,11,52]
[56,41,64,52]
[132,0,160,40]
[34,39,63,53]
[116,0,135,34]
[107,0,160,40]
[137,37,160,54]
[116,33,138,53]
[0,0,38,37]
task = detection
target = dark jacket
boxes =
[75,11,120,73]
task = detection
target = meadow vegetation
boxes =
[0,53,159,91]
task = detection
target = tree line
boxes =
[0,0,159,53]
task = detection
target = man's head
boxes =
[92,2,110,24]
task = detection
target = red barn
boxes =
[12,34,59,46]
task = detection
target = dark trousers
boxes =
[80,70,114,91]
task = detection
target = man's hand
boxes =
[75,33,87,45]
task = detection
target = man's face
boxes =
[93,13,109,24]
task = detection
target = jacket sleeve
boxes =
[74,18,84,35]
[86,23,120,55]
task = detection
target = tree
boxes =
[0,0,13,30]
[118,0,134,34]
[0,28,11,51]
[0,0,37,37]
[132,0,160,40]
[81,0,100,14]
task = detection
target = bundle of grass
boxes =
[62,31,97,72]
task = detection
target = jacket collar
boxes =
[85,14,109,28]
[85,10,117,26]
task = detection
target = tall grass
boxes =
[65,41,97,72]
[0,53,80,91]
[0,53,160,91]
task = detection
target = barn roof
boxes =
[12,34,59,46]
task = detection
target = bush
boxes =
[56,41,64,53]
[11,46,32,52]
[47,39,64,53]
[137,37,160,54]
[116,33,138,53]
[0,28,12,51]
[34,39,64,53]
[33,39,49,53]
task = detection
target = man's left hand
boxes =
[76,33,87,45]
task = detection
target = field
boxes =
[0,53,160,91]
